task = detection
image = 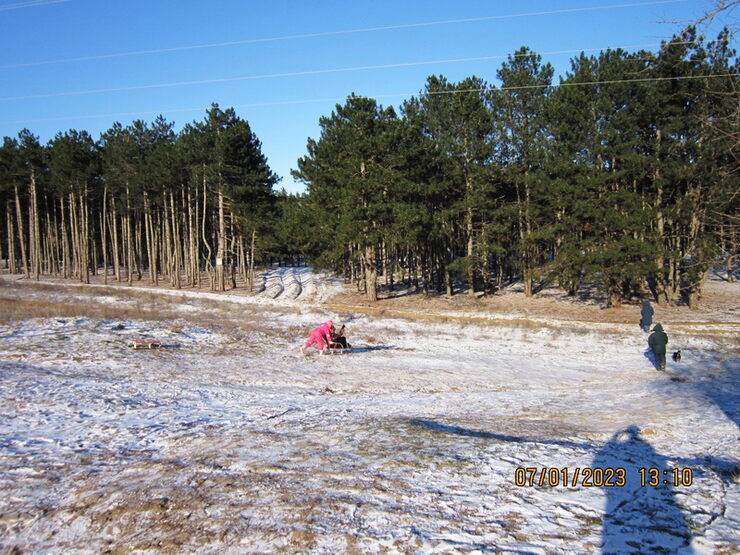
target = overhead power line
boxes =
[0,0,70,11]
[0,42,693,102]
[418,72,740,95]
[1,72,736,127]
[0,0,689,69]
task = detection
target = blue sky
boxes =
[0,0,733,193]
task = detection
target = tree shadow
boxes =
[0,359,65,377]
[410,419,597,450]
[710,265,739,282]
[532,279,551,295]
[594,425,693,554]
[379,287,426,300]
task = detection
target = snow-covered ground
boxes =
[0,269,738,554]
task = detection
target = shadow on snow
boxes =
[411,418,737,553]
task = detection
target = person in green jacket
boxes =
[640,300,654,332]
[648,323,669,371]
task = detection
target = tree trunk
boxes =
[445,237,453,296]
[43,210,54,275]
[249,229,256,292]
[686,269,708,309]
[101,185,108,285]
[607,286,621,308]
[650,130,671,306]
[515,178,533,297]
[363,244,378,301]
[215,188,226,291]
[144,192,156,285]
[727,252,735,283]
[239,236,248,286]
[134,217,143,281]
[228,213,236,289]
[125,186,133,286]
[152,209,160,285]
[188,188,197,287]
[69,193,80,280]
[163,193,172,283]
[81,190,90,284]
[523,176,533,298]
[193,187,200,287]
[60,197,70,279]
[30,169,41,280]
[170,191,181,289]
[682,191,707,307]
[14,186,29,278]
[6,203,16,274]
[110,197,121,283]
[466,205,476,297]
[230,242,237,289]
[200,177,212,289]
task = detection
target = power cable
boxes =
[418,72,740,95]
[0,42,695,102]
[0,0,70,11]
[0,0,689,69]
[1,72,736,127]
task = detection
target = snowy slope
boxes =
[0,271,738,554]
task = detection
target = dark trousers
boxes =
[655,352,666,370]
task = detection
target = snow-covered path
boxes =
[0,277,738,553]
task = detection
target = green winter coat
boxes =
[648,324,668,355]
[640,300,654,329]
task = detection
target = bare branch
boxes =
[663,0,740,36]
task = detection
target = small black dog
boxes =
[672,350,682,362]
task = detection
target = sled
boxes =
[128,338,163,350]
[325,341,350,354]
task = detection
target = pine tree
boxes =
[0,138,24,276]
[294,95,406,301]
[646,28,739,306]
[415,75,494,296]
[179,105,278,291]
[494,47,554,297]
[47,130,99,283]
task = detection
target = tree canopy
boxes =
[1,28,737,306]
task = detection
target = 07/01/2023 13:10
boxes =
[514,467,693,487]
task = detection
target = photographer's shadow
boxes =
[595,425,693,554]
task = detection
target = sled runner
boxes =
[128,338,163,350]
[325,340,352,354]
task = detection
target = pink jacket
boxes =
[319,320,334,340]
[304,320,334,349]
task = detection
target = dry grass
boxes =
[0,282,266,336]
[2,274,737,343]
[0,281,204,321]
[0,297,153,324]
[333,274,740,327]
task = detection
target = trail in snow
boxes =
[255,267,339,302]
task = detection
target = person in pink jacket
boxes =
[300,320,334,355]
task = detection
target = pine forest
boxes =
[1,29,738,307]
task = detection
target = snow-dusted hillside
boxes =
[0,271,738,553]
